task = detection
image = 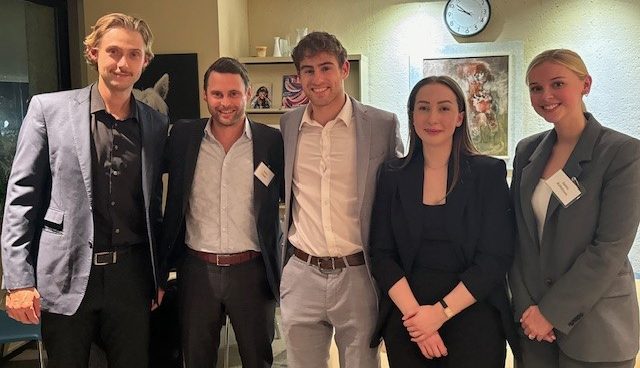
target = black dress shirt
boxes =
[90,84,146,250]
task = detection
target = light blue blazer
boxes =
[1,85,168,315]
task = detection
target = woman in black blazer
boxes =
[370,76,517,367]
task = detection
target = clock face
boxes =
[444,0,491,37]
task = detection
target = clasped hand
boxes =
[403,304,449,359]
[520,305,556,342]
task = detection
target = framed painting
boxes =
[410,42,524,160]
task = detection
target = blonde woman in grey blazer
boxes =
[509,49,640,367]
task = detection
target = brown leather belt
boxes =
[189,249,260,266]
[293,247,365,270]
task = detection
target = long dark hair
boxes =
[397,76,478,193]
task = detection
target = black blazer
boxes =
[159,118,284,300]
[369,153,519,355]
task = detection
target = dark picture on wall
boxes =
[134,53,200,121]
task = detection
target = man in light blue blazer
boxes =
[279,32,403,367]
[1,13,167,368]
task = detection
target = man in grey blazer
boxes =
[279,32,402,367]
[1,13,168,368]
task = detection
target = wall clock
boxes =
[444,0,491,37]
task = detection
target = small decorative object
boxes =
[250,82,273,109]
[255,46,267,57]
[295,27,308,44]
[444,0,491,37]
[281,75,308,108]
[279,38,290,57]
[273,36,282,57]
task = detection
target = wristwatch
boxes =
[439,299,454,319]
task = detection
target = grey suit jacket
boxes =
[279,97,403,283]
[509,113,640,362]
[1,84,168,315]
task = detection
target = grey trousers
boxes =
[516,337,636,368]
[280,255,380,368]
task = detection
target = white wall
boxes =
[245,0,640,269]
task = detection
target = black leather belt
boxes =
[92,244,139,266]
[293,247,365,270]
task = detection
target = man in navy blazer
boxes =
[1,13,168,368]
[159,57,283,367]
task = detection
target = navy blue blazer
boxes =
[159,119,284,301]
[369,152,519,354]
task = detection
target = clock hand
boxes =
[456,5,472,16]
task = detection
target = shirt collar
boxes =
[90,83,139,121]
[300,94,352,130]
[204,117,252,141]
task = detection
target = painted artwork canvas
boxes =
[423,55,509,156]
[281,75,308,109]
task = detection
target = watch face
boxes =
[444,0,491,37]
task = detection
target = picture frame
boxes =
[249,81,274,109]
[281,74,309,109]
[410,41,524,160]
[134,53,200,122]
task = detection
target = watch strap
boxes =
[439,299,454,319]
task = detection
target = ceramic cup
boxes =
[256,46,267,57]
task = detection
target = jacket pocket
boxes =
[603,273,634,298]
[43,207,64,233]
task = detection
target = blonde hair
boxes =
[83,13,154,70]
[526,49,589,111]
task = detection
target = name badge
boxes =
[546,170,583,207]
[254,162,275,187]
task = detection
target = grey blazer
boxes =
[1,85,168,316]
[509,113,640,362]
[279,97,403,282]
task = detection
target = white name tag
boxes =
[254,162,275,187]
[546,170,582,207]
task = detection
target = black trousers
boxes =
[41,245,153,368]
[179,251,276,368]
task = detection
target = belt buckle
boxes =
[216,255,231,267]
[93,251,117,266]
[317,257,341,274]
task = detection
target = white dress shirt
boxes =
[185,118,260,254]
[288,96,363,257]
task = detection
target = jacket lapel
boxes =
[138,101,156,210]
[396,155,424,263]
[543,114,601,226]
[70,85,93,206]
[181,119,207,213]
[353,99,371,218]
[250,120,266,220]
[520,131,555,247]
[444,156,474,263]
[283,108,303,230]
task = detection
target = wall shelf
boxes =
[241,54,368,126]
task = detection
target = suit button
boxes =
[545,278,553,286]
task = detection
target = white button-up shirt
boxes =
[288,97,362,257]
[185,118,260,254]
